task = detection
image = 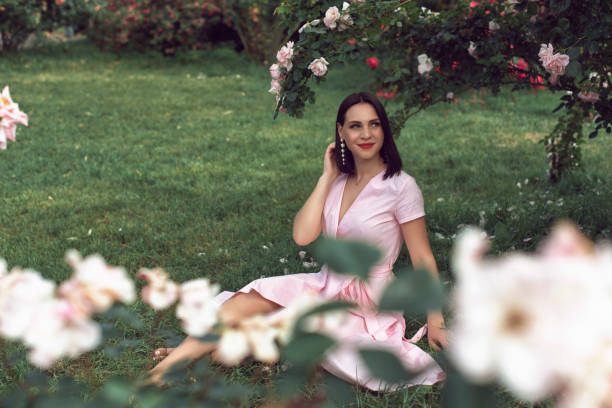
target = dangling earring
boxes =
[340,139,346,166]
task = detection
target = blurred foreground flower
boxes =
[137,267,179,310]
[449,223,612,407]
[176,278,220,337]
[0,86,29,150]
[0,251,136,368]
[216,290,347,366]
[61,250,136,315]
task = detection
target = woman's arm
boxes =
[400,217,447,351]
[293,142,340,246]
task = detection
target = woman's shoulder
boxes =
[382,170,420,194]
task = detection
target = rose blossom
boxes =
[449,224,612,403]
[176,278,220,337]
[216,328,250,365]
[269,63,282,80]
[137,267,179,310]
[0,86,29,150]
[268,79,282,95]
[308,57,329,77]
[417,54,434,75]
[0,268,56,339]
[60,250,136,315]
[538,44,569,85]
[468,41,477,57]
[577,91,600,104]
[276,41,294,71]
[324,6,340,29]
[23,299,101,369]
[366,57,379,69]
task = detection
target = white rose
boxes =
[417,54,433,74]
[308,57,329,77]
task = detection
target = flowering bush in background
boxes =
[0,86,28,150]
[89,0,222,55]
[271,0,611,181]
[0,0,93,52]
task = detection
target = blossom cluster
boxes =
[449,223,612,407]
[538,43,570,86]
[139,268,345,366]
[216,291,345,366]
[270,2,357,110]
[0,252,135,368]
[0,86,28,150]
[268,40,295,112]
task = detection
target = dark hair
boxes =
[335,92,402,179]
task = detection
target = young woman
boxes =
[150,92,446,389]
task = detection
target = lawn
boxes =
[0,40,610,406]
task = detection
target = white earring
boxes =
[340,139,346,166]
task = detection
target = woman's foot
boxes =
[153,347,175,362]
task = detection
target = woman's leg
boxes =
[149,290,281,383]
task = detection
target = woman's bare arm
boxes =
[293,142,340,246]
[400,217,447,350]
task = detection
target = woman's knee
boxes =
[218,292,280,326]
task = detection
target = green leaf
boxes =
[282,332,336,367]
[378,267,445,316]
[442,369,498,408]
[314,238,381,280]
[208,383,252,402]
[101,381,133,406]
[567,46,580,59]
[565,60,582,78]
[194,333,220,343]
[321,373,355,407]
[549,0,570,13]
[358,348,420,384]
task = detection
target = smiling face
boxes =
[337,102,384,165]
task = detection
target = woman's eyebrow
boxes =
[346,118,380,124]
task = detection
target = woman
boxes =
[150,92,446,389]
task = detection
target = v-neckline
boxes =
[337,169,384,231]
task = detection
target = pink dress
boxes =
[217,170,445,390]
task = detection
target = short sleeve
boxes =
[394,176,425,224]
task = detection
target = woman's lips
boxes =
[357,143,375,149]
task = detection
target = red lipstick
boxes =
[357,143,375,149]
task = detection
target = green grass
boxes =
[0,40,610,407]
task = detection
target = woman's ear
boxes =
[336,122,343,137]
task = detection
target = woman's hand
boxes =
[427,313,448,351]
[322,142,340,181]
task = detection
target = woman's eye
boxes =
[370,122,380,127]
[350,124,361,129]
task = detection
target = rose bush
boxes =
[271,0,611,181]
[0,0,93,52]
[88,0,223,55]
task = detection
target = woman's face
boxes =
[337,103,384,164]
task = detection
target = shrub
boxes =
[88,0,223,55]
[0,0,44,52]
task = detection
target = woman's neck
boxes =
[352,157,386,184]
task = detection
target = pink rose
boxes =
[269,63,282,80]
[538,44,569,85]
[276,41,294,70]
[268,80,282,95]
[577,91,599,104]
[538,43,554,65]
[308,57,329,77]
